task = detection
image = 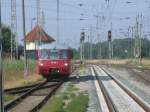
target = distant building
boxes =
[25,25,55,50]
[24,25,55,59]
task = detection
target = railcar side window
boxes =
[41,50,49,59]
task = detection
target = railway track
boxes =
[92,65,150,112]
[5,80,60,95]
[4,81,46,94]
[106,64,150,83]
[4,79,63,112]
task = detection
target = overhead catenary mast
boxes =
[37,0,41,45]
[95,15,102,59]
[37,0,40,26]
[22,0,27,76]
[41,10,45,29]
[0,0,4,111]
[90,25,93,59]
[11,0,18,60]
[57,0,60,44]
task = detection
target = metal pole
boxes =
[22,0,27,76]
[37,0,40,25]
[82,41,84,60]
[11,0,18,60]
[0,0,4,111]
[90,25,92,59]
[139,23,142,64]
[128,27,130,58]
[131,27,134,59]
[88,36,90,59]
[109,23,112,59]
[111,41,113,58]
[96,16,99,58]
[10,27,13,60]
[57,0,60,44]
[109,41,111,59]
[31,19,33,30]
[80,42,82,62]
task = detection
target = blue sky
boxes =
[1,0,150,48]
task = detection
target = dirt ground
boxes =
[4,73,43,89]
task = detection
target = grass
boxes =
[41,96,65,112]
[3,59,43,89]
[4,94,14,103]
[84,59,150,69]
[3,59,37,73]
[67,84,79,92]
[41,84,89,112]
[65,94,89,112]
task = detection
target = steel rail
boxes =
[92,66,118,112]
[5,83,59,95]
[4,81,44,93]
[4,80,47,111]
[100,66,150,112]
[30,82,63,112]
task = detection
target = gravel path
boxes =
[69,68,102,112]
[102,65,150,105]
[74,68,102,112]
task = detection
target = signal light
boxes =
[80,32,85,43]
[108,30,112,42]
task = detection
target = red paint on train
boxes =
[37,44,73,78]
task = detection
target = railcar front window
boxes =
[61,50,68,59]
[50,50,59,59]
[41,50,49,59]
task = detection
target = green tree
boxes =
[1,25,15,53]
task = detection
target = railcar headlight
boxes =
[40,63,44,66]
[64,63,68,66]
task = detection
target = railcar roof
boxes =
[39,43,70,50]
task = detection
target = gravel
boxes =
[74,68,102,112]
[102,65,150,105]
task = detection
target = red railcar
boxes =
[38,43,73,78]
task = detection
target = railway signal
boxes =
[108,30,112,42]
[108,30,112,59]
[80,32,85,43]
[80,31,85,62]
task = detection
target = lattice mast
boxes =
[11,0,18,60]
[37,0,42,45]
[57,0,60,44]
[41,10,45,29]
[37,0,40,25]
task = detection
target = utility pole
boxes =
[108,30,112,59]
[37,0,40,26]
[131,27,134,59]
[80,31,85,62]
[134,15,141,64]
[127,27,130,58]
[90,25,93,59]
[41,10,45,29]
[0,0,4,111]
[139,23,142,64]
[22,0,27,76]
[11,0,18,60]
[37,0,41,45]
[57,0,60,44]
[88,35,90,59]
[80,41,82,62]
[31,17,36,30]
[95,15,101,59]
